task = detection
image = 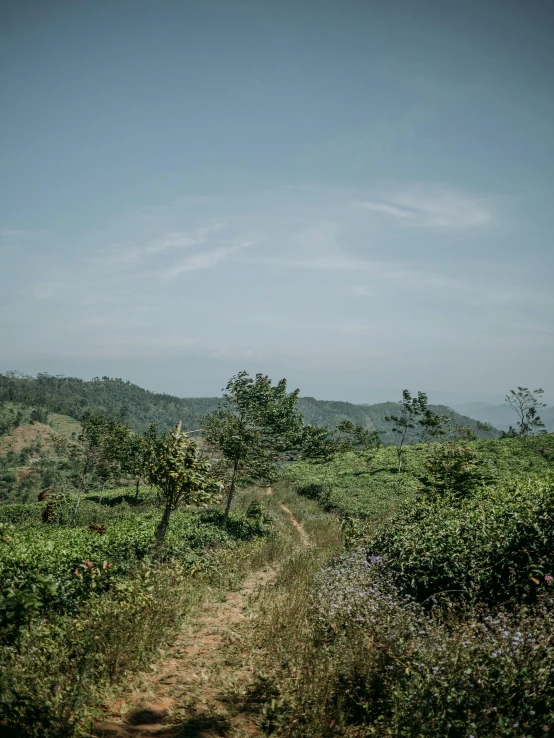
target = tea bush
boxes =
[0,507,273,636]
[368,477,554,605]
[0,559,201,736]
[285,436,554,520]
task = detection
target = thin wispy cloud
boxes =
[353,185,493,230]
[146,224,226,255]
[163,240,256,278]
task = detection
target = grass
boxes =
[242,438,554,737]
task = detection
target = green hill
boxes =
[0,371,498,443]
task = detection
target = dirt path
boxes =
[265,487,309,548]
[95,498,307,738]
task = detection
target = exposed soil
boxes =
[0,422,58,455]
[95,498,308,738]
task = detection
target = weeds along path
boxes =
[266,487,310,549]
[94,494,308,738]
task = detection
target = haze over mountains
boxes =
[4,356,548,410]
[453,402,554,433]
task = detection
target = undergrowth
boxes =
[0,488,279,736]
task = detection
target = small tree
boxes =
[202,371,303,524]
[505,387,547,437]
[333,420,383,453]
[299,422,382,501]
[95,420,133,503]
[419,409,451,442]
[121,423,158,499]
[147,422,222,546]
[300,424,338,464]
[385,390,428,473]
[71,413,132,522]
[71,413,111,524]
[476,421,495,438]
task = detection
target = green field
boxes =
[285,434,554,519]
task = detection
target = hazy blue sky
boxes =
[1,0,553,403]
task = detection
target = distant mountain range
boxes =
[453,402,554,433]
[0,372,504,444]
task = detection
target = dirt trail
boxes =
[265,487,310,548]
[95,496,307,738]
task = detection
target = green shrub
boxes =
[367,478,554,605]
[0,503,42,525]
[0,507,274,636]
[285,437,554,522]
[0,560,197,736]
[421,441,494,498]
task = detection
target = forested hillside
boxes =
[297,396,496,443]
[0,372,497,442]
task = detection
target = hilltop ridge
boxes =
[0,372,498,444]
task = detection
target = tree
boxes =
[95,420,133,502]
[121,423,158,499]
[71,413,110,523]
[419,409,451,442]
[146,422,222,546]
[476,421,495,438]
[385,390,429,473]
[333,420,383,453]
[300,424,338,464]
[202,371,304,524]
[505,387,547,438]
[71,413,131,523]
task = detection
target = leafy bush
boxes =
[0,507,273,636]
[421,441,494,498]
[0,559,198,736]
[0,503,42,525]
[285,449,420,520]
[367,478,554,606]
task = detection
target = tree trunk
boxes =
[155,502,172,547]
[397,428,408,473]
[223,459,239,527]
[72,491,82,525]
[98,481,106,506]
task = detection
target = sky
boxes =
[1,0,553,405]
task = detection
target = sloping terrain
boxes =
[1,372,498,441]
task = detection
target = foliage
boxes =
[421,440,494,498]
[120,421,158,498]
[504,386,547,437]
[267,547,554,737]
[0,559,205,736]
[146,422,223,544]
[300,421,382,464]
[367,477,554,605]
[0,372,221,433]
[203,371,303,521]
[385,390,449,472]
[69,412,131,523]
[286,435,554,519]
[0,372,499,442]
[0,502,272,639]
